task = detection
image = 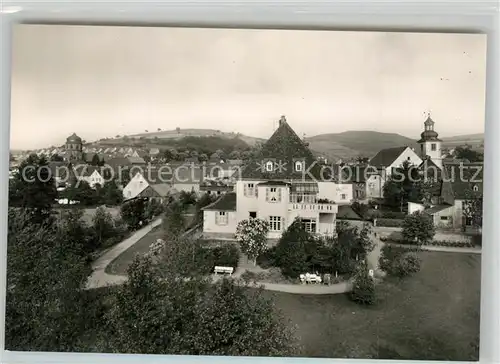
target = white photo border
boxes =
[1,1,499,364]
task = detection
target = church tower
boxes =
[417,114,443,169]
[64,133,83,161]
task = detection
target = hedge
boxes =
[380,236,475,248]
[380,211,407,219]
[375,218,404,228]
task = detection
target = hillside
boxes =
[307,131,419,160]
[441,133,484,147]
[129,128,264,147]
[85,128,483,162]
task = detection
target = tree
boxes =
[198,153,208,162]
[91,207,115,249]
[190,150,199,157]
[462,185,483,231]
[229,150,241,160]
[100,180,123,206]
[50,154,64,162]
[177,151,188,161]
[273,218,317,278]
[162,201,186,239]
[454,146,483,162]
[349,265,376,305]
[120,198,147,230]
[9,154,58,223]
[103,255,297,356]
[5,208,92,351]
[235,218,270,265]
[68,180,98,206]
[90,154,103,166]
[402,211,435,245]
[383,161,423,212]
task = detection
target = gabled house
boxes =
[369,146,423,179]
[408,160,483,230]
[122,169,173,201]
[202,116,341,241]
[200,179,235,196]
[73,164,106,188]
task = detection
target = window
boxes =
[368,183,375,189]
[301,218,317,233]
[431,143,436,151]
[216,211,228,225]
[473,185,479,192]
[268,216,282,231]
[266,161,274,172]
[440,216,449,221]
[244,183,255,197]
[266,187,281,202]
[407,157,411,161]
[341,193,347,200]
[295,161,303,172]
[249,211,257,218]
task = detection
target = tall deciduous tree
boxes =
[383,161,423,212]
[103,255,297,356]
[6,208,92,351]
[9,154,58,223]
[402,211,435,245]
[120,198,148,230]
[235,218,270,265]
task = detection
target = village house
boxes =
[73,164,106,188]
[202,116,354,241]
[122,168,173,201]
[406,116,483,231]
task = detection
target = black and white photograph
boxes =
[6,25,486,360]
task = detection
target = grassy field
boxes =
[105,225,164,275]
[263,251,481,360]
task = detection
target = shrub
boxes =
[402,211,435,245]
[391,252,422,277]
[376,218,404,228]
[211,244,240,269]
[471,234,482,247]
[381,211,406,219]
[349,271,376,305]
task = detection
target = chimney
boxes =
[279,115,286,126]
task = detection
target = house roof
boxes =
[128,156,147,164]
[257,181,291,186]
[369,146,408,167]
[444,163,483,200]
[138,183,172,198]
[73,164,103,178]
[424,204,452,214]
[202,192,237,211]
[337,205,363,220]
[240,116,321,180]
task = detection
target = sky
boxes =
[10,25,487,150]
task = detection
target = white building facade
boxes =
[202,116,345,242]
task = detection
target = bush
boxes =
[391,252,422,277]
[376,218,404,228]
[211,244,240,269]
[381,211,406,219]
[471,234,482,247]
[349,271,376,305]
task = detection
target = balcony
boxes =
[288,194,337,213]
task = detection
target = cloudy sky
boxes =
[10,25,487,150]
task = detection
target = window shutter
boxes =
[278,188,282,201]
[244,184,247,197]
[266,188,269,201]
[255,186,258,197]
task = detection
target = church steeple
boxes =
[417,114,443,169]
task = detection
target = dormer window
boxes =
[473,185,479,192]
[295,161,303,172]
[266,161,274,172]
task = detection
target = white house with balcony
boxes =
[202,116,352,242]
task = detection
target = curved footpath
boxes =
[85,219,356,294]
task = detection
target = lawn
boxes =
[105,225,165,275]
[262,251,481,360]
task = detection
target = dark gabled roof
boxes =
[257,181,291,186]
[444,163,483,199]
[338,164,383,183]
[72,164,103,178]
[202,192,237,211]
[106,157,132,169]
[337,205,363,220]
[240,116,321,180]
[369,146,408,167]
[138,184,171,198]
[47,161,75,181]
[424,204,452,214]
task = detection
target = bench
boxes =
[214,266,234,275]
